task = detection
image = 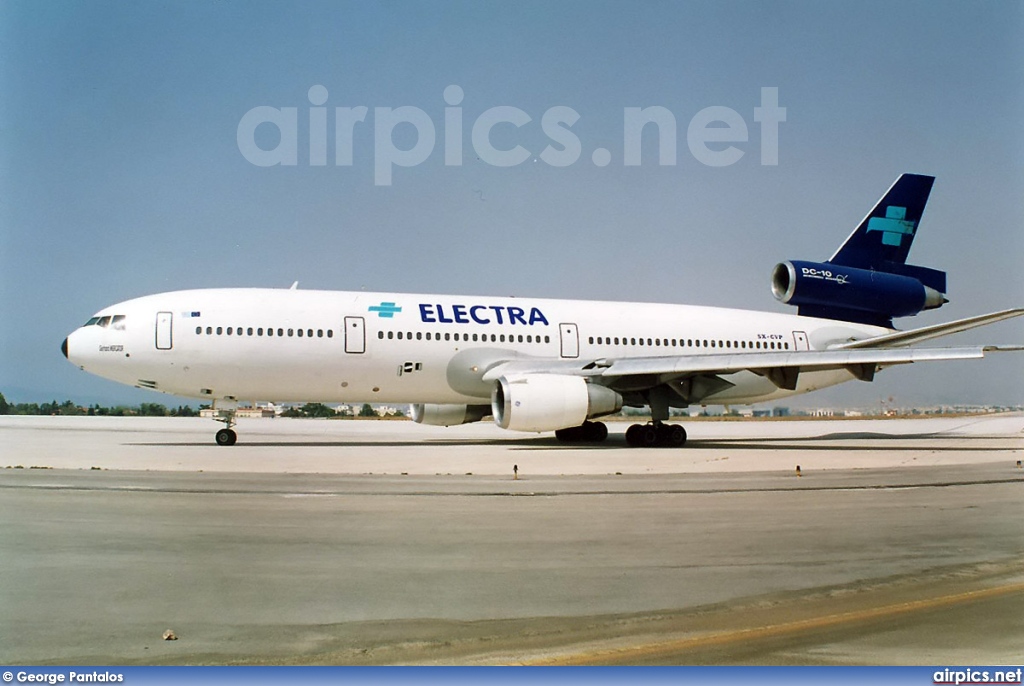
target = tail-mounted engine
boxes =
[772,260,947,327]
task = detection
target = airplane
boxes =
[61,174,1023,447]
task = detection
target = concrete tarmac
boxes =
[1,414,1022,664]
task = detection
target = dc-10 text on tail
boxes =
[62,174,1023,447]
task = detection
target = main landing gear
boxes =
[625,422,687,448]
[555,421,609,443]
[554,421,688,447]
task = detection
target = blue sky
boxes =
[1,0,1021,408]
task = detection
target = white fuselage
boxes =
[64,288,889,408]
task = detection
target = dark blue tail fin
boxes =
[774,174,949,328]
[827,173,945,293]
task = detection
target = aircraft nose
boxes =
[61,337,68,359]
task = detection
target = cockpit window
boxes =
[84,314,125,328]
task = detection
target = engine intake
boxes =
[491,374,622,433]
[772,260,946,322]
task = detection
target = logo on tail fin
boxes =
[866,206,917,247]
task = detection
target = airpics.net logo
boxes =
[236,85,786,186]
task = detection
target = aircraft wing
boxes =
[831,308,1024,349]
[480,307,1024,393]
[482,346,1003,391]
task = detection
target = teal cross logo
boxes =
[369,302,402,318]
[867,205,917,247]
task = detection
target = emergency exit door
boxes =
[792,331,809,351]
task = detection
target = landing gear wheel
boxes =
[627,423,686,447]
[555,421,609,443]
[215,428,237,446]
[667,424,687,447]
[639,424,659,447]
[626,423,660,447]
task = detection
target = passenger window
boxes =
[297,329,303,337]
[248,327,253,336]
[327,330,333,338]
[216,327,223,335]
[277,328,284,337]
[258,328,263,336]
[195,326,201,335]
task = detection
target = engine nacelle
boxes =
[491,374,623,432]
[411,403,491,426]
[772,260,946,320]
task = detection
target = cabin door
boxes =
[344,316,366,354]
[155,312,173,350]
[559,323,579,359]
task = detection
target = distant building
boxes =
[237,407,275,419]
[200,405,275,419]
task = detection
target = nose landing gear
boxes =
[211,400,238,446]
[215,426,237,446]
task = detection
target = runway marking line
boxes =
[519,581,1024,665]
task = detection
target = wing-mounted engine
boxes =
[491,374,622,432]
[772,260,946,326]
